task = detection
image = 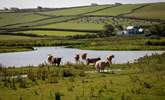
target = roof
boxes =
[138,28,144,32]
[126,26,134,30]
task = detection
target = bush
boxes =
[149,24,165,36]
[103,24,115,36]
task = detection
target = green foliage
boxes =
[102,24,115,36]
[149,24,165,36]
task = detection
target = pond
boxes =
[0,47,164,67]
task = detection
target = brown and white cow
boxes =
[95,55,114,72]
[47,55,62,66]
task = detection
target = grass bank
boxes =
[0,46,34,53]
[0,35,165,53]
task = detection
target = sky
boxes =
[0,0,165,9]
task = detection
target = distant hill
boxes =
[0,2,164,36]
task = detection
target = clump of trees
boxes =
[148,24,165,36]
[98,24,115,37]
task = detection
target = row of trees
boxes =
[3,6,44,11]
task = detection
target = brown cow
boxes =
[47,55,62,66]
[74,54,80,63]
[86,57,101,65]
[51,57,62,66]
[81,53,87,60]
[48,55,53,64]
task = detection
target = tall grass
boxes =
[0,53,165,99]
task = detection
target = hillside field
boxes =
[0,2,164,36]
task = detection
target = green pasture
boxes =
[15,16,77,28]
[0,13,46,27]
[36,5,112,16]
[22,30,89,36]
[126,3,165,20]
[0,35,32,40]
[37,22,104,30]
[87,4,145,16]
[70,36,165,50]
[0,46,33,53]
[0,2,163,30]
[0,14,76,28]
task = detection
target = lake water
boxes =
[0,47,164,67]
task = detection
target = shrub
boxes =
[149,24,165,36]
[103,24,115,36]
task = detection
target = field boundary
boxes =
[0,28,101,33]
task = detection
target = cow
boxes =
[48,55,53,64]
[86,57,101,65]
[51,57,62,66]
[74,54,80,63]
[47,55,62,66]
[107,55,115,64]
[95,55,114,72]
[81,53,87,60]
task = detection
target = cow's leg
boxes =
[57,63,60,66]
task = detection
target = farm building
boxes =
[117,26,144,35]
[126,26,144,34]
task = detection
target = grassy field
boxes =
[0,2,164,36]
[36,5,112,16]
[69,36,165,50]
[0,35,36,53]
[0,35,32,40]
[36,22,104,30]
[0,52,165,100]
[0,13,46,27]
[0,3,163,29]
[0,46,33,53]
[87,4,145,16]
[126,3,165,20]
[21,31,90,36]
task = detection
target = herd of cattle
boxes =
[47,53,114,72]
